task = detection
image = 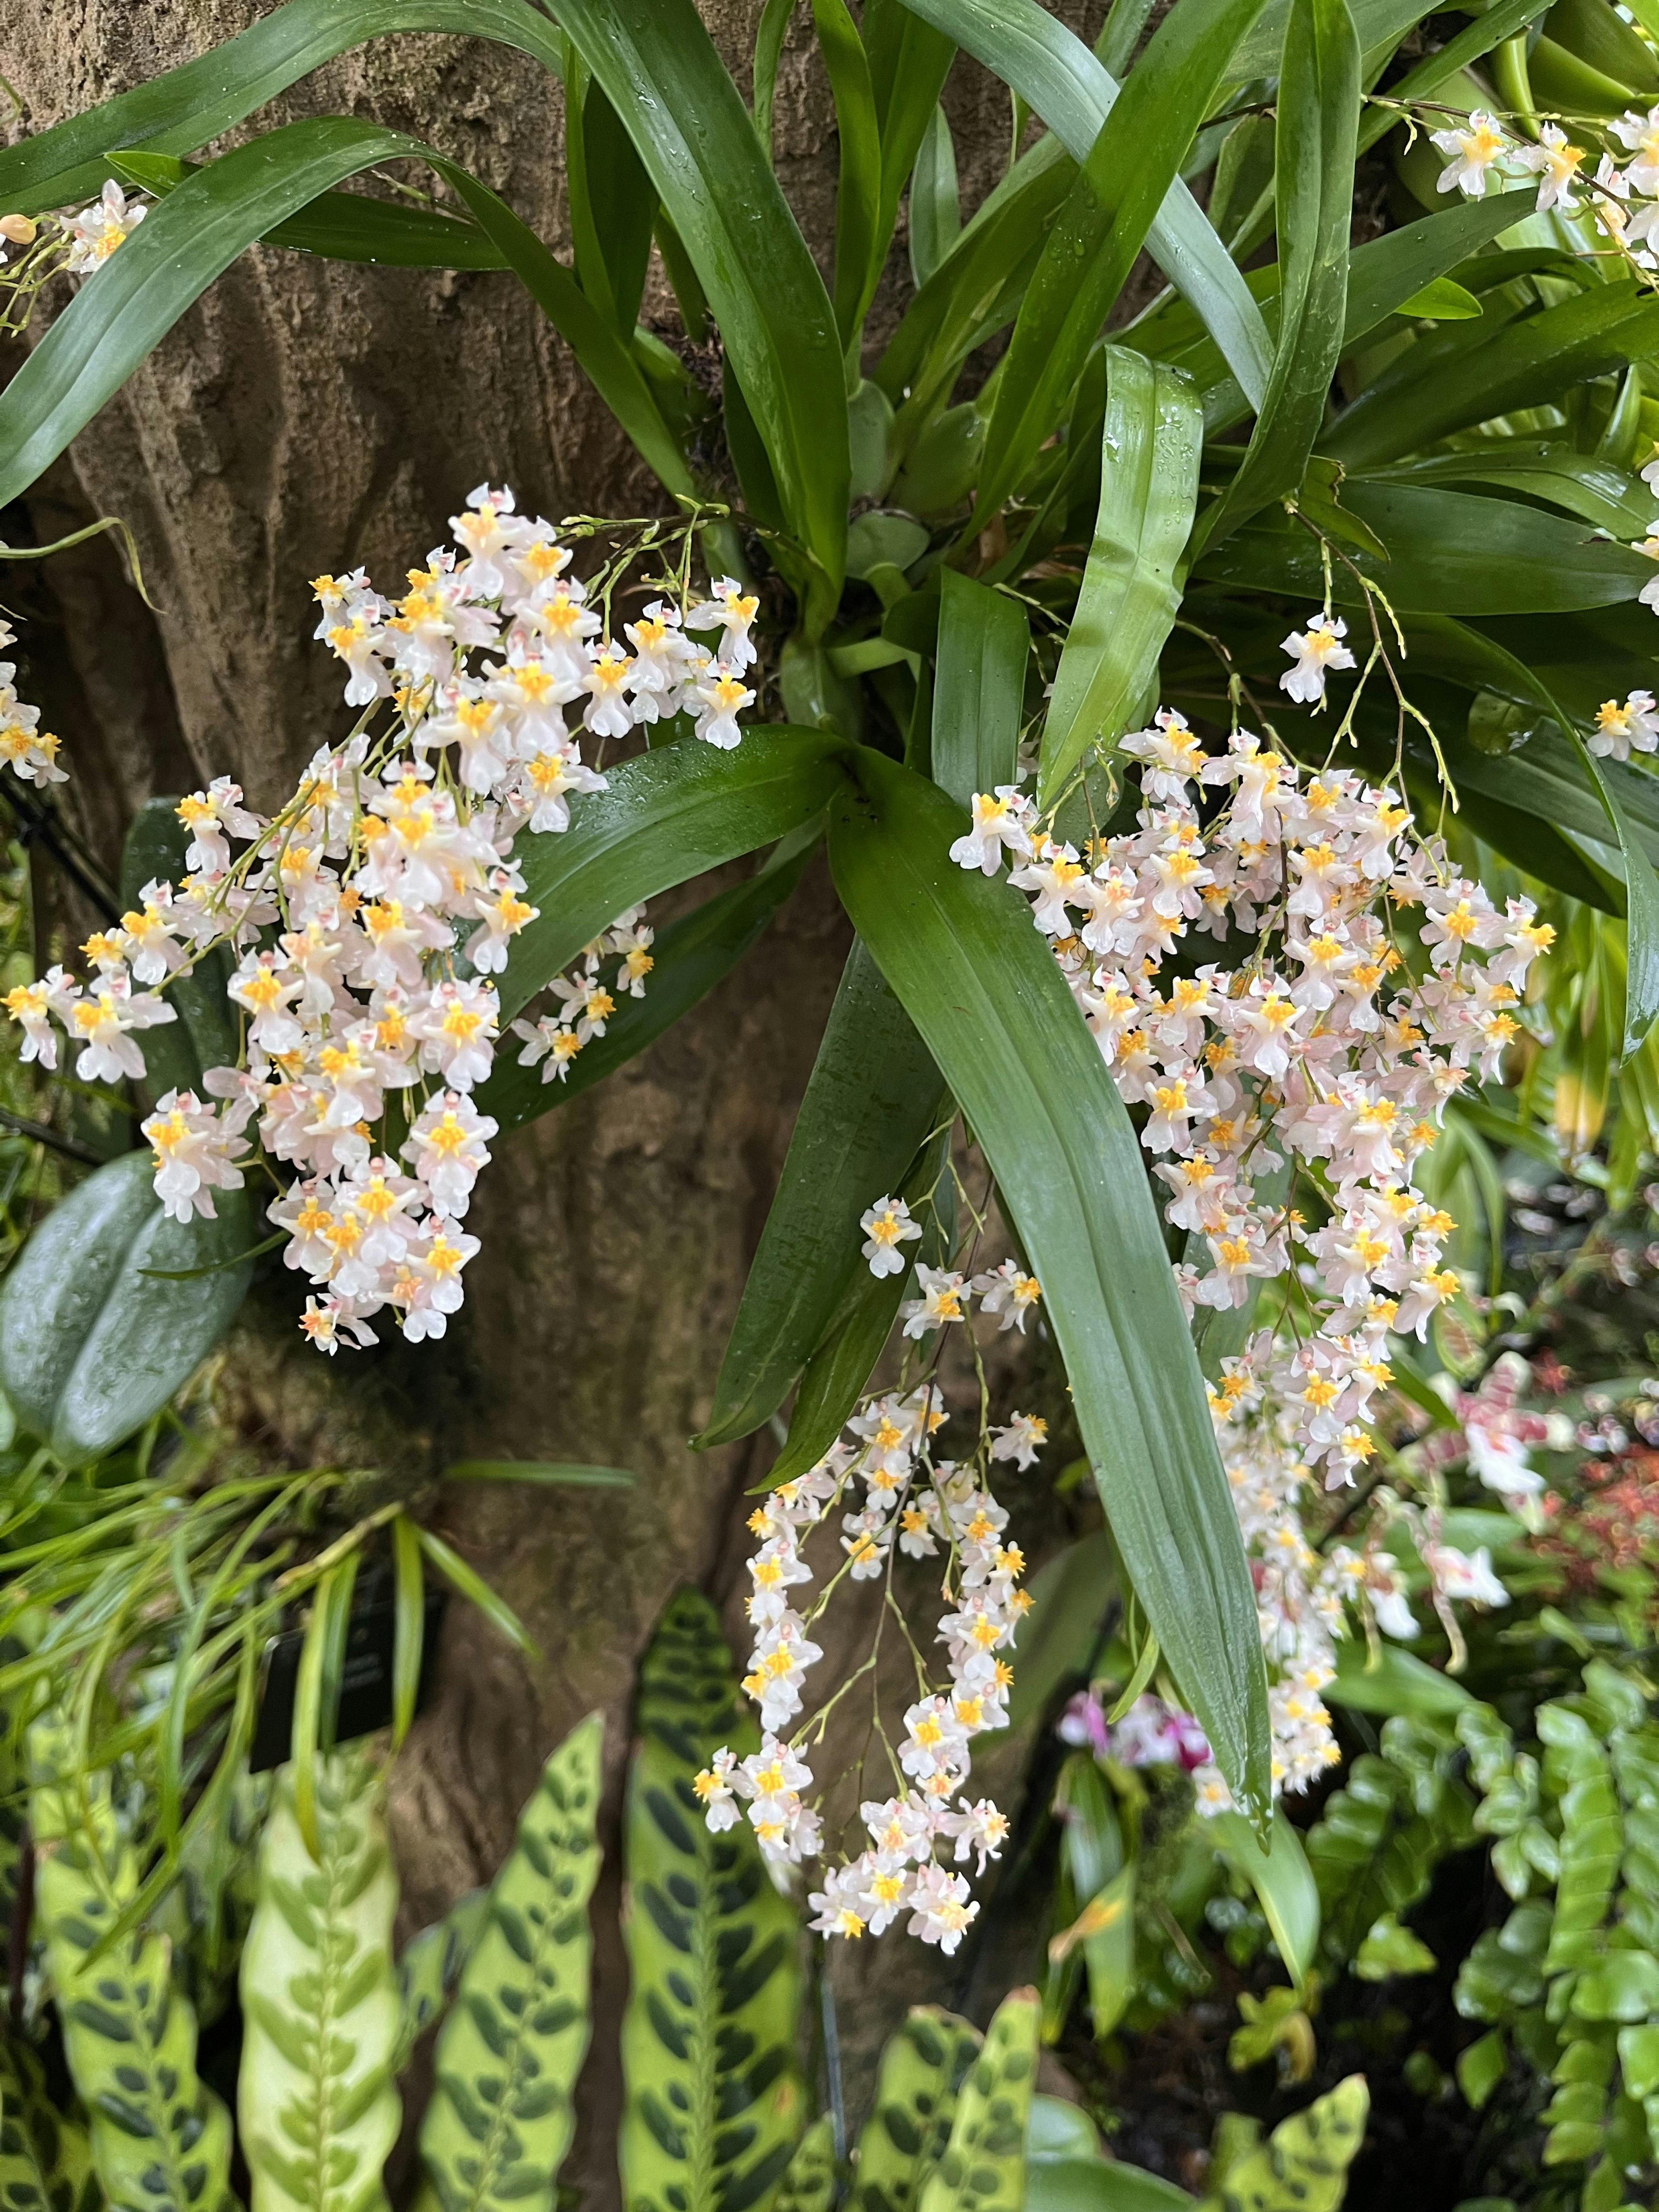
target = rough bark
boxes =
[2,0,1102,2191]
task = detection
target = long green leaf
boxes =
[697,938,943,1449]
[931,569,1029,806]
[1194,480,1657,614]
[495,731,848,1027]
[554,0,849,618]
[908,105,962,290]
[827,748,1269,1816]
[896,0,1271,406]
[418,1718,604,2212]
[1354,0,1549,153]
[0,0,568,214]
[619,1593,804,2212]
[976,0,1271,524]
[876,134,1075,439]
[1195,0,1359,553]
[478,842,812,1135]
[867,0,960,311]
[108,146,510,267]
[1039,348,1201,805]
[0,118,689,510]
[1209,1810,1321,1987]
[811,0,884,349]
[1325,282,1659,472]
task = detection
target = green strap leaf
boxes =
[826,748,1269,1816]
[0,0,567,214]
[496,731,848,1027]
[853,2009,982,2212]
[810,0,884,350]
[1324,281,1659,473]
[1355,0,1548,153]
[895,0,1271,407]
[876,133,1074,439]
[0,117,689,511]
[554,0,849,618]
[908,105,962,290]
[931,569,1029,806]
[1195,0,1360,554]
[1039,346,1201,807]
[697,937,944,1449]
[419,1717,604,2212]
[478,840,812,1135]
[564,58,658,336]
[1209,1810,1322,1988]
[240,1751,401,2212]
[975,0,1272,525]
[867,0,960,307]
[619,1592,805,2212]
[108,145,510,267]
[0,1152,253,1466]
[1193,479,1656,615]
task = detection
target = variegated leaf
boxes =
[618,1590,805,2212]
[417,1714,603,2212]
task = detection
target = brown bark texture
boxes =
[2,0,1101,2190]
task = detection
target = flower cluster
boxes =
[952,648,1550,1806]
[1057,1688,1211,1772]
[694,1382,1046,1950]
[0,621,67,787]
[3,488,757,1350]
[0,179,150,335]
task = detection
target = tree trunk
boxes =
[2,1,1100,2190]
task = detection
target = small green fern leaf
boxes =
[417,1713,603,2212]
[237,1748,401,2212]
[915,1990,1037,2212]
[853,2009,982,2212]
[618,1589,805,2212]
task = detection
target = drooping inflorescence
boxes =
[949,659,1550,1810]
[3,486,758,1352]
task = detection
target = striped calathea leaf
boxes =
[237,1748,401,2212]
[25,1713,236,2212]
[915,1989,1039,2212]
[393,1885,489,2073]
[853,2009,983,2212]
[617,1589,806,2212]
[416,1713,603,2212]
[773,2115,836,2212]
[0,2036,99,2212]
